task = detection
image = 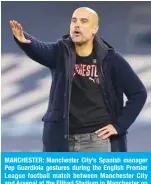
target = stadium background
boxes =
[1,1,151,151]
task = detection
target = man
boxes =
[10,7,147,152]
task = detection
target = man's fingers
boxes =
[102,132,111,140]
[95,126,107,134]
[16,22,20,30]
[18,23,23,31]
[17,24,23,35]
[10,20,23,31]
[17,22,22,31]
[9,21,14,29]
[10,21,16,35]
[98,129,109,137]
[9,20,30,43]
[95,124,118,139]
[15,21,20,30]
[10,21,15,30]
[10,20,24,37]
[25,39,31,44]
[13,20,20,30]
[11,20,16,29]
[12,20,17,29]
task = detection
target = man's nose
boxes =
[75,25,80,29]
[74,20,81,27]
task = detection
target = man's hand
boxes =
[95,124,118,139]
[9,20,31,44]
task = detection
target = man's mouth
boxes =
[74,31,81,36]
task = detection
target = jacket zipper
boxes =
[96,52,111,114]
[98,52,116,124]
[61,40,74,142]
[100,58,106,82]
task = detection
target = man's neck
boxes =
[75,39,93,57]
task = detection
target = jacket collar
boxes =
[61,34,114,80]
[61,34,114,58]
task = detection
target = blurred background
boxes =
[1,1,151,152]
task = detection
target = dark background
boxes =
[1,1,151,151]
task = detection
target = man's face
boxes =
[70,9,97,45]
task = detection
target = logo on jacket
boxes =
[92,59,96,64]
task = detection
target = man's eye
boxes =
[72,19,76,23]
[81,20,87,23]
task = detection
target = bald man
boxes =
[10,7,147,152]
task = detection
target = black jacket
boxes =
[14,33,147,152]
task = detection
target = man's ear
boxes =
[93,25,99,35]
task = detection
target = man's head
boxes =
[70,7,99,45]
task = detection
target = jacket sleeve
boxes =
[14,31,58,68]
[112,52,147,135]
